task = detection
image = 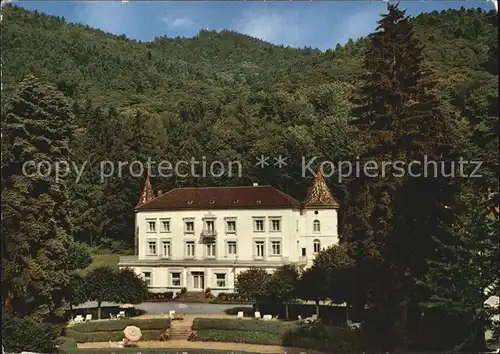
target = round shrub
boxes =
[2,315,59,353]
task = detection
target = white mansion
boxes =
[118,172,340,294]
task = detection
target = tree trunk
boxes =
[70,303,73,319]
[315,299,320,318]
[285,302,289,320]
[97,301,102,320]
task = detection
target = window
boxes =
[147,241,157,255]
[255,241,265,258]
[253,218,265,232]
[161,240,171,257]
[143,272,152,286]
[226,220,236,233]
[185,220,194,233]
[186,241,195,257]
[271,241,281,256]
[171,272,181,287]
[301,247,306,256]
[206,242,216,258]
[161,219,171,232]
[227,241,237,255]
[215,273,226,288]
[313,239,321,253]
[147,220,156,233]
[205,220,215,232]
[313,220,320,232]
[270,219,281,232]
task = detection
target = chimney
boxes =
[253,182,258,187]
[157,190,162,197]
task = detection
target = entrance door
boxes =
[192,272,205,290]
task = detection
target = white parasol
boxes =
[176,303,188,309]
[123,326,142,341]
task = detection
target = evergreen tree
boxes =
[421,188,498,351]
[1,75,74,321]
[345,5,460,350]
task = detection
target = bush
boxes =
[56,336,77,353]
[223,306,254,317]
[205,287,214,299]
[180,287,187,295]
[2,315,59,353]
[148,291,174,302]
[71,318,171,332]
[67,329,164,342]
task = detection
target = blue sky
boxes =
[7,0,495,50]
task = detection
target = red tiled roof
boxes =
[137,186,301,211]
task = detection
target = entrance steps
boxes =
[169,324,192,340]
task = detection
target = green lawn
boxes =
[77,251,120,275]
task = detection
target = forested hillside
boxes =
[1,4,498,351]
[1,4,497,248]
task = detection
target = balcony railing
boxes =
[201,229,217,238]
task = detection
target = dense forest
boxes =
[2,5,497,248]
[1,4,498,351]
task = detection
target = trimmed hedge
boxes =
[192,318,298,334]
[70,318,170,332]
[67,329,164,342]
[192,318,361,353]
[196,329,280,345]
[147,291,174,302]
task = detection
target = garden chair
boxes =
[263,314,272,321]
[297,315,303,322]
[168,310,176,319]
[74,315,84,323]
[85,314,92,322]
[109,313,116,320]
[254,311,261,319]
[347,320,362,330]
[237,311,244,318]
[117,311,126,319]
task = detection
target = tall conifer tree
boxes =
[2,75,74,321]
[344,5,460,350]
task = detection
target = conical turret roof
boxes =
[136,173,155,208]
[303,170,339,208]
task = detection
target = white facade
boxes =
[119,178,339,295]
